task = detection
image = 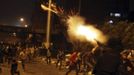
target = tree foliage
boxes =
[100,21,134,49]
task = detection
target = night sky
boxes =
[130,0,134,11]
[0,0,134,26]
[0,0,34,26]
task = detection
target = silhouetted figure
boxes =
[10,59,20,75]
[56,50,64,70]
[19,50,26,71]
[92,38,123,75]
[46,49,51,64]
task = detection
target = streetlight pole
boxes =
[46,0,52,49]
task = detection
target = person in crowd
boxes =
[92,38,124,75]
[82,51,95,75]
[8,46,13,64]
[76,52,82,72]
[46,49,51,64]
[10,59,20,75]
[65,51,79,75]
[56,50,64,70]
[19,50,26,71]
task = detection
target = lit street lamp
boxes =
[24,24,28,28]
[19,18,28,27]
[20,18,24,22]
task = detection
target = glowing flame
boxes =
[41,3,108,47]
[67,15,107,45]
[76,25,98,41]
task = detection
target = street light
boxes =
[20,18,24,22]
[108,20,114,24]
[19,18,28,27]
[24,25,28,28]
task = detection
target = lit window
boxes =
[114,13,121,17]
[110,13,114,16]
[108,20,113,24]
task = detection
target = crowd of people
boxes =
[0,43,47,75]
[55,38,134,75]
[0,38,134,75]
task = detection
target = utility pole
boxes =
[46,0,52,49]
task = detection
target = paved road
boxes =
[1,60,89,75]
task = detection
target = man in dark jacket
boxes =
[92,38,123,75]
